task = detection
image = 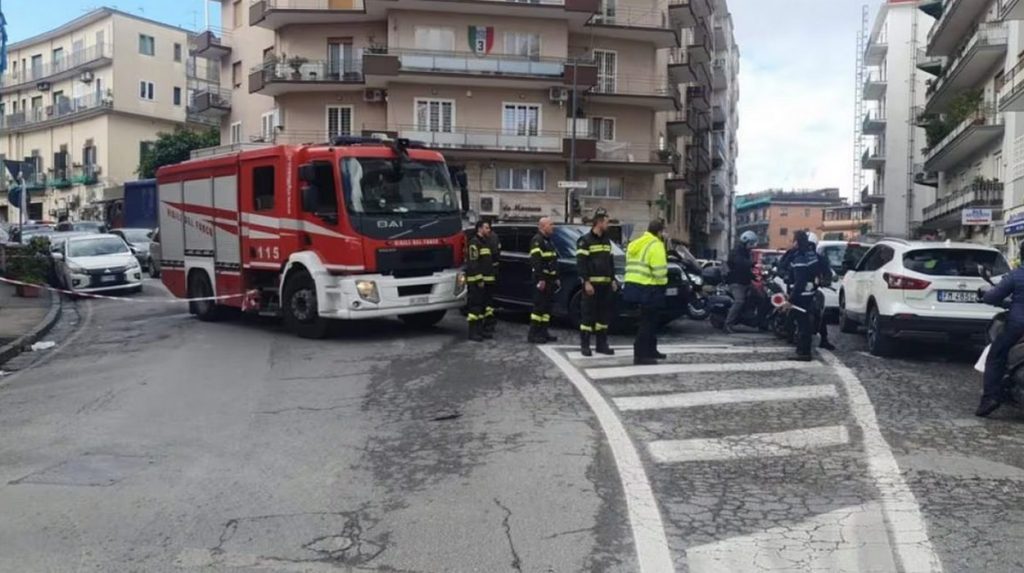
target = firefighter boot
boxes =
[482,315,496,339]
[468,321,484,342]
[596,333,615,355]
[527,324,544,343]
[580,332,593,357]
[543,327,558,343]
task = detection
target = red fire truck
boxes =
[156,137,467,338]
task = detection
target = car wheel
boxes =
[188,271,223,322]
[838,294,858,334]
[282,269,329,339]
[399,310,447,329]
[866,305,895,357]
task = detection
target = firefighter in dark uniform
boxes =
[483,226,501,339]
[466,220,496,342]
[528,217,559,344]
[577,208,617,357]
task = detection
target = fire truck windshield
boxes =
[342,157,459,215]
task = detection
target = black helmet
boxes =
[593,207,609,221]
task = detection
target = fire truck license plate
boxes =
[409,296,429,305]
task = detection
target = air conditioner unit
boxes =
[36,81,51,92]
[363,88,385,103]
[79,71,95,83]
[549,87,568,102]
[479,194,500,216]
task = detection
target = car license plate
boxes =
[100,275,116,284]
[409,296,429,305]
[937,290,979,303]
[666,287,679,296]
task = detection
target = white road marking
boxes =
[647,426,850,463]
[612,384,837,412]
[567,346,793,361]
[586,360,821,380]
[819,350,944,572]
[538,345,674,573]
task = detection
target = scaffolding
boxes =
[853,5,867,205]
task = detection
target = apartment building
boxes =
[206,0,735,250]
[734,188,845,250]
[0,8,218,223]
[820,203,873,241]
[860,0,935,238]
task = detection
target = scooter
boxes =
[978,267,1024,406]
[668,247,710,321]
[707,268,775,331]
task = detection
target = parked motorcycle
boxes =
[978,266,1024,406]
[705,267,774,331]
[668,246,710,321]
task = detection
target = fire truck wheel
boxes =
[189,271,223,322]
[283,270,329,339]
[399,310,447,329]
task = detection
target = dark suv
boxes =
[483,223,687,327]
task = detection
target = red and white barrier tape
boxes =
[0,275,245,304]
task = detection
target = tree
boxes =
[137,128,220,178]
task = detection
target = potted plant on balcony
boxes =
[656,147,675,163]
[286,55,308,80]
[6,237,51,298]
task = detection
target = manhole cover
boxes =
[9,453,154,486]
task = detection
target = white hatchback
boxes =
[53,234,144,294]
[838,239,1008,356]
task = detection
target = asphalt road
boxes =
[0,280,1022,572]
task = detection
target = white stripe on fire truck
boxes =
[243,228,280,240]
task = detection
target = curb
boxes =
[0,289,62,366]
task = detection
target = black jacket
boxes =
[577,230,615,283]
[467,233,497,283]
[530,232,558,281]
[726,244,754,285]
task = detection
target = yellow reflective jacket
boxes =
[625,232,668,286]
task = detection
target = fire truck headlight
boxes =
[455,272,466,295]
[355,280,380,303]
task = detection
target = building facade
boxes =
[861,0,935,238]
[0,9,219,224]
[208,0,736,250]
[820,203,873,241]
[735,188,845,250]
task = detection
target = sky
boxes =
[4,0,881,201]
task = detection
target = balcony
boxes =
[922,181,1003,228]
[0,91,113,135]
[667,47,707,85]
[714,21,727,50]
[587,8,678,48]
[391,48,593,88]
[998,56,1024,111]
[927,0,993,57]
[588,76,678,111]
[866,37,887,66]
[915,163,939,187]
[588,141,676,172]
[70,165,101,186]
[0,44,112,95]
[712,134,725,169]
[863,71,886,101]
[711,171,726,197]
[925,22,1007,113]
[861,185,885,205]
[250,0,599,29]
[687,33,712,66]
[249,59,367,95]
[668,0,712,29]
[862,110,886,135]
[686,85,710,112]
[916,48,944,76]
[1003,0,1024,21]
[861,147,885,171]
[191,29,231,60]
[393,126,578,161]
[711,58,727,90]
[189,88,232,116]
[924,105,1003,171]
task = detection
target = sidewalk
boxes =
[0,282,61,365]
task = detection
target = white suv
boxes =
[838,239,1009,356]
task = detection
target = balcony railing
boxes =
[0,91,113,132]
[0,43,112,89]
[591,7,669,29]
[191,28,232,59]
[926,21,1007,101]
[391,48,571,77]
[189,87,233,115]
[922,181,1003,222]
[70,165,101,185]
[594,140,676,164]
[924,103,1002,160]
[927,0,993,56]
[251,58,365,85]
[396,126,566,153]
[590,75,675,98]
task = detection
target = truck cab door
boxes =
[239,159,290,270]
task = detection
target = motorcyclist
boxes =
[724,230,758,333]
[778,232,834,350]
[977,254,1024,417]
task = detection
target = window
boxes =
[230,122,242,144]
[594,49,616,93]
[903,249,1010,277]
[589,116,615,141]
[327,39,355,79]
[584,176,623,198]
[83,141,97,168]
[306,161,339,218]
[232,0,243,29]
[326,106,353,139]
[414,27,455,51]
[597,0,617,21]
[52,48,64,70]
[504,32,540,60]
[858,245,894,272]
[139,81,155,100]
[30,95,42,110]
[779,207,788,217]
[30,54,42,78]
[261,110,277,140]
[139,34,155,56]
[779,227,788,236]
[173,87,182,106]
[415,99,454,133]
[496,167,545,192]
[252,166,275,211]
[232,61,242,88]
[502,103,540,136]
[174,43,182,62]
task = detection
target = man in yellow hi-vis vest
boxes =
[624,220,669,365]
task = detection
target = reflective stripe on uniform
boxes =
[595,323,608,331]
[588,245,612,253]
[577,249,590,256]
[485,307,495,317]
[467,313,482,322]
[466,274,484,283]
[589,276,613,284]
[530,313,550,323]
[579,324,594,332]
[479,248,492,255]
[483,276,496,283]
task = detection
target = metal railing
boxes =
[390,48,573,77]
[189,87,233,114]
[925,103,1002,159]
[927,22,1007,98]
[591,75,675,97]
[923,181,1003,221]
[251,58,366,83]
[0,44,112,87]
[594,141,676,164]
[261,0,569,8]
[591,7,669,29]
[0,91,113,131]
[395,125,567,152]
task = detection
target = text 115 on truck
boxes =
[155,137,468,338]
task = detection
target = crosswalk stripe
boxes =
[567,346,793,361]
[612,384,837,412]
[648,425,850,463]
[585,359,821,380]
